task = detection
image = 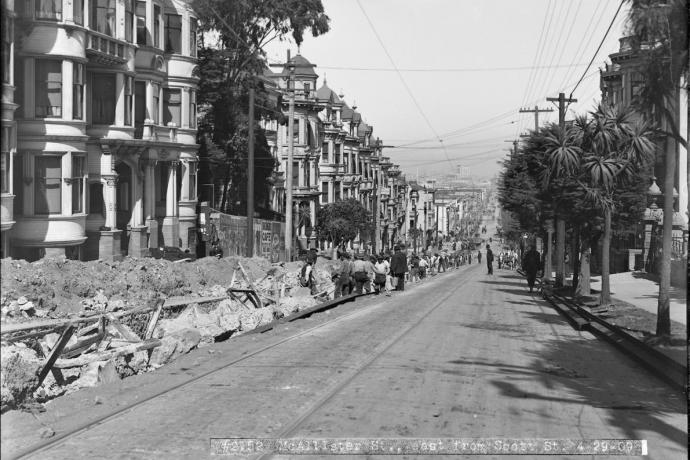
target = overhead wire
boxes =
[355,0,455,167]
[541,0,584,94]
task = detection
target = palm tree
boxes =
[625,0,688,337]
[578,105,656,305]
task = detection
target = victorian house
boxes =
[269,54,323,251]
[3,0,200,261]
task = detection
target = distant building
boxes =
[2,0,200,261]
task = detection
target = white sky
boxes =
[264,0,629,181]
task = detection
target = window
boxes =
[89,182,104,216]
[334,183,341,201]
[189,90,196,128]
[136,1,147,45]
[125,0,134,42]
[334,144,341,165]
[35,156,62,215]
[292,161,299,184]
[188,162,197,199]
[92,73,116,125]
[124,76,133,125]
[35,0,62,20]
[322,143,328,163]
[74,0,84,25]
[157,162,168,202]
[2,15,11,84]
[92,0,116,36]
[134,81,146,135]
[321,181,328,204]
[165,14,182,53]
[73,63,84,120]
[1,129,9,194]
[163,88,181,126]
[14,58,22,118]
[189,17,197,57]
[71,156,85,213]
[303,82,310,98]
[154,5,161,48]
[152,82,160,123]
[35,60,62,119]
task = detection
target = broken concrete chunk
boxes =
[149,329,202,367]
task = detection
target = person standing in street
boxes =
[522,244,541,293]
[486,244,494,275]
[478,250,482,264]
[389,246,407,291]
[373,255,390,295]
[352,254,369,294]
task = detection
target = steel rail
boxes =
[255,275,465,460]
[12,267,469,459]
[9,292,379,460]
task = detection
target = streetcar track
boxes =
[254,274,467,460]
[13,266,474,459]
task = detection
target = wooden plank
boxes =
[106,315,141,342]
[237,262,262,309]
[61,330,106,359]
[36,324,75,387]
[53,339,161,369]
[37,341,66,386]
[144,300,164,340]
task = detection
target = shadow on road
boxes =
[457,338,687,449]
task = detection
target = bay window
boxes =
[189,17,198,57]
[188,162,197,199]
[71,156,86,213]
[163,88,181,126]
[73,63,84,120]
[125,0,134,43]
[136,1,147,45]
[92,73,116,125]
[14,58,23,118]
[165,14,182,54]
[124,76,133,126]
[35,156,62,215]
[35,0,62,21]
[92,0,116,37]
[35,60,62,119]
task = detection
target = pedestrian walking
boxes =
[486,244,494,275]
[373,255,389,295]
[352,254,370,294]
[389,246,407,291]
[522,244,541,293]
[478,250,482,264]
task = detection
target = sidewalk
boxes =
[590,271,686,326]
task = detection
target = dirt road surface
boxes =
[3,260,686,459]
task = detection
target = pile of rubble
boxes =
[1,254,337,413]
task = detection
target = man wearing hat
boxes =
[389,245,408,291]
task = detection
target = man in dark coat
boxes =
[485,244,494,275]
[389,246,408,291]
[522,245,541,292]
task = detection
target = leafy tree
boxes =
[192,0,330,215]
[315,199,373,256]
[625,0,688,338]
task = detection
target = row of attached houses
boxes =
[260,54,415,254]
[1,0,200,261]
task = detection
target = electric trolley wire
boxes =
[541,0,584,95]
[356,0,454,166]
[314,62,592,72]
[568,0,625,101]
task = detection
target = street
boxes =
[7,252,686,460]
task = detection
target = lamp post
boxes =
[284,52,296,261]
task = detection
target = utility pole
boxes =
[246,85,255,257]
[285,50,295,261]
[519,105,554,132]
[546,92,577,288]
[504,139,518,158]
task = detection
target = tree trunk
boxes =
[575,238,591,297]
[656,121,677,337]
[571,227,580,293]
[555,217,566,287]
[599,208,612,305]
